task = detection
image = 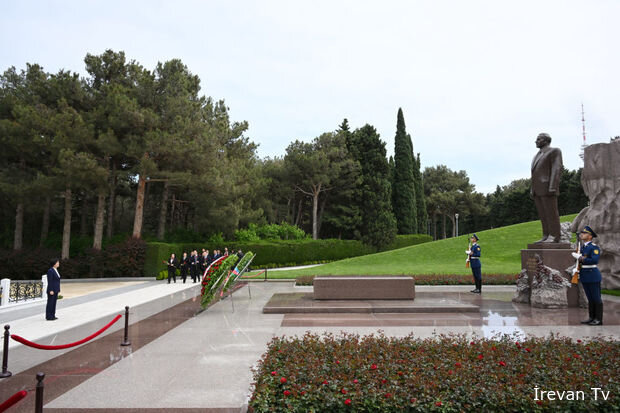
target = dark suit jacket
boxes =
[531,146,562,196]
[46,267,61,294]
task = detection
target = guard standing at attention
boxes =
[467,234,482,294]
[573,226,603,326]
[46,258,61,320]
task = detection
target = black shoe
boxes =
[581,302,595,324]
[46,317,58,321]
[472,289,481,294]
[588,303,603,326]
[470,289,477,293]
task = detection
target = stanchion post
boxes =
[0,325,11,378]
[35,372,45,413]
[120,306,131,347]
[264,268,267,282]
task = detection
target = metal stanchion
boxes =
[35,372,45,413]
[0,325,11,378]
[120,306,131,347]
[264,268,267,282]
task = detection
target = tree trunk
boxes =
[449,214,456,237]
[132,173,147,239]
[294,198,303,226]
[170,193,176,229]
[311,185,320,240]
[13,203,24,250]
[106,162,117,238]
[62,188,72,260]
[157,181,170,240]
[442,213,447,240]
[432,213,437,241]
[40,196,51,246]
[93,192,106,250]
[80,194,88,237]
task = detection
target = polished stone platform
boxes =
[263,292,479,313]
[313,276,415,300]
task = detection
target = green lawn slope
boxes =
[269,214,577,278]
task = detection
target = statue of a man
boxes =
[531,133,563,243]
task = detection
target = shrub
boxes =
[249,332,619,412]
[296,274,517,286]
[0,238,146,280]
[235,226,261,242]
[144,235,431,276]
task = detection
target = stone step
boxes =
[313,276,415,300]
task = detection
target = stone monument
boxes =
[571,139,620,289]
[515,133,579,307]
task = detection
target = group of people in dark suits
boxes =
[166,248,243,284]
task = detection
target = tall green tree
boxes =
[391,108,417,234]
[349,124,397,248]
[413,153,427,234]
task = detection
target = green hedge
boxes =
[143,235,431,277]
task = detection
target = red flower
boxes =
[593,371,598,375]
[385,393,392,398]
[491,346,497,351]
[335,360,340,364]
[499,361,506,367]
[280,377,287,384]
[353,379,358,384]
[448,370,453,375]
[341,388,347,394]
[410,398,417,403]
[371,364,378,370]
[577,339,582,343]
[283,390,291,396]
[300,390,306,395]
[271,371,277,376]
[435,401,442,406]
[322,380,328,385]
[470,341,475,346]
[525,348,531,352]
[573,354,580,359]
[397,371,404,376]
[455,362,462,368]
[344,399,351,405]
[536,400,543,405]
[478,354,484,360]
[381,379,387,384]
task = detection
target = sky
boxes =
[2,0,619,194]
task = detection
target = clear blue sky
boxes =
[2,0,618,194]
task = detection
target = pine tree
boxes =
[392,108,417,234]
[350,124,396,248]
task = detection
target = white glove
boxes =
[571,252,580,259]
[466,250,471,255]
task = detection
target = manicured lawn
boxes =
[603,289,620,297]
[265,214,577,279]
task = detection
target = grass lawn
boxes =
[603,289,620,297]
[265,214,578,279]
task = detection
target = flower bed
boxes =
[295,274,517,286]
[249,333,619,412]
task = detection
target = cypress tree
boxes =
[392,108,417,234]
[413,152,428,234]
[350,124,397,248]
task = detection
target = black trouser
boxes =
[168,268,176,283]
[471,266,482,291]
[190,265,197,282]
[180,267,187,283]
[46,292,57,319]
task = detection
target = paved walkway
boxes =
[0,281,617,412]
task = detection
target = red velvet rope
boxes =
[0,390,27,412]
[240,269,266,279]
[10,314,122,350]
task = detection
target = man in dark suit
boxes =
[531,133,563,243]
[190,250,200,283]
[179,252,189,283]
[167,253,178,284]
[46,258,61,320]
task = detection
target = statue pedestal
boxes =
[521,243,579,307]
